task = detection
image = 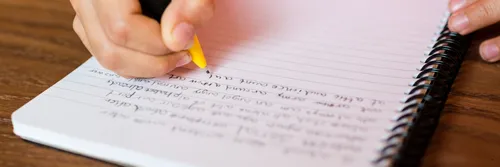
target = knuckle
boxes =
[106,20,129,44]
[476,3,496,18]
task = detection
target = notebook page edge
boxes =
[11,105,195,167]
[9,0,452,166]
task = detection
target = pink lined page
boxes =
[12,1,450,167]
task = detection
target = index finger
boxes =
[92,0,172,55]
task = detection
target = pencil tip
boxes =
[205,69,211,74]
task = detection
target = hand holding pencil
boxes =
[68,0,214,78]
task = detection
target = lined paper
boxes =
[12,0,450,167]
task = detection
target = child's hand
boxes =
[448,0,500,62]
[69,0,215,78]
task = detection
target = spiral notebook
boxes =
[11,0,470,167]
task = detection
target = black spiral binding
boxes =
[372,18,471,167]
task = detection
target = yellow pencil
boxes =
[187,35,210,74]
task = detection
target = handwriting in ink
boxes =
[210,110,259,123]
[168,112,228,128]
[89,69,121,78]
[304,130,365,143]
[127,78,153,85]
[295,117,368,132]
[305,109,349,120]
[283,147,330,159]
[109,80,189,97]
[360,107,382,113]
[189,79,221,87]
[356,117,377,124]
[132,117,167,126]
[239,78,268,87]
[314,101,350,109]
[271,84,327,97]
[279,106,302,113]
[210,103,234,110]
[104,98,136,109]
[237,107,272,117]
[168,74,187,81]
[106,90,136,98]
[236,125,294,143]
[225,85,267,95]
[100,109,226,139]
[301,139,362,152]
[144,88,185,99]
[151,80,189,90]
[193,89,219,97]
[208,74,233,80]
[271,112,294,120]
[255,100,273,107]
[108,80,144,91]
[171,125,225,138]
[126,78,188,91]
[233,138,266,147]
[265,122,302,133]
[106,86,187,101]
[371,99,385,106]
[333,94,364,103]
[100,111,130,119]
[82,66,396,161]
[221,94,252,104]
[277,93,306,102]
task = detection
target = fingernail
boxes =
[172,22,195,50]
[184,40,194,50]
[176,54,192,67]
[449,13,469,32]
[450,0,465,12]
[481,43,499,62]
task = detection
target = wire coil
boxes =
[372,18,471,167]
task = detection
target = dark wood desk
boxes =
[1,1,499,167]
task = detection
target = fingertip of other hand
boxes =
[480,41,500,63]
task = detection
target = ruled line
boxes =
[202,64,408,95]
[205,21,438,47]
[202,33,425,59]
[205,28,428,53]
[66,73,394,110]
[202,38,424,63]
[55,80,396,120]
[205,56,411,86]
[206,54,416,80]
[204,46,418,72]
[77,66,410,104]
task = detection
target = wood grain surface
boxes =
[0,0,499,167]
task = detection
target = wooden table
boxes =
[1,1,499,167]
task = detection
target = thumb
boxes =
[160,0,215,52]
